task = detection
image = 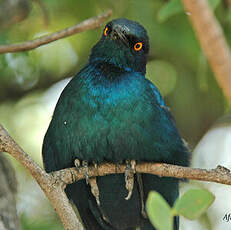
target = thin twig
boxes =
[181,0,231,105]
[0,10,112,54]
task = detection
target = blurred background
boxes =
[0,0,230,229]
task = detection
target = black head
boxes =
[89,18,149,74]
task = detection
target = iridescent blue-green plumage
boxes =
[42,18,189,230]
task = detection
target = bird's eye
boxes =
[104,27,109,36]
[134,42,143,51]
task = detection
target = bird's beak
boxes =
[110,27,129,46]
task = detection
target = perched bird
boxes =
[42,18,189,230]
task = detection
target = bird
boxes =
[42,18,189,230]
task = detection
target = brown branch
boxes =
[0,10,112,54]
[181,0,231,105]
[54,162,231,187]
[1,124,231,229]
[0,154,22,230]
[0,125,84,230]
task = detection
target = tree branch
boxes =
[54,161,231,187]
[0,10,112,54]
[0,124,84,230]
[1,124,231,229]
[181,0,231,105]
[0,154,22,230]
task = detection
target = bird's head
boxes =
[89,18,149,74]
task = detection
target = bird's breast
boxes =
[66,75,156,163]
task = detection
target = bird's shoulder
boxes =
[145,79,176,121]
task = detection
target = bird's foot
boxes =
[74,159,90,184]
[74,159,100,206]
[137,173,148,218]
[74,158,81,170]
[89,161,100,205]
[89,176,100,205]
[115,160,123,173]
[82,160,89,184]
[125,159,136,200]
[92,160,98,169]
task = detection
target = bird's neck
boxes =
[87,59,130,81]
[89,58,133,79]
[90,56,132,71]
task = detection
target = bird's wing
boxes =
[144,79,189,167]
[147,81,177,125]
[42,71,84,173]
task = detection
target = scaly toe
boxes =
[82,160,89,184]
[74,158,81,172]
[89,177,100,205]
[125,159,136,200]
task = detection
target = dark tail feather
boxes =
[65,181,105,230]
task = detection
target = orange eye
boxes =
[104,27,109,36]
[134,42,143,51]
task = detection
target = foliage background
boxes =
[0,0,229,229]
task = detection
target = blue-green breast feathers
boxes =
[43,61,188,171]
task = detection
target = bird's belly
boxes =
[71,115,155,163]
[56,98,173,168]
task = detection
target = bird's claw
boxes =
[125,159,136,200]
[74,159,90,184]
[82,160,89,184]
[74,159,100,206]
[92,160,98,169]
[89,177,100,205]
[74,159,81,171]
[137,173,147,218]
[88,161,100,206]
[115,160,123,173]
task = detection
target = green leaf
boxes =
[173,189,215,220]
[157,0,221,22]
[146,191,173,230]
